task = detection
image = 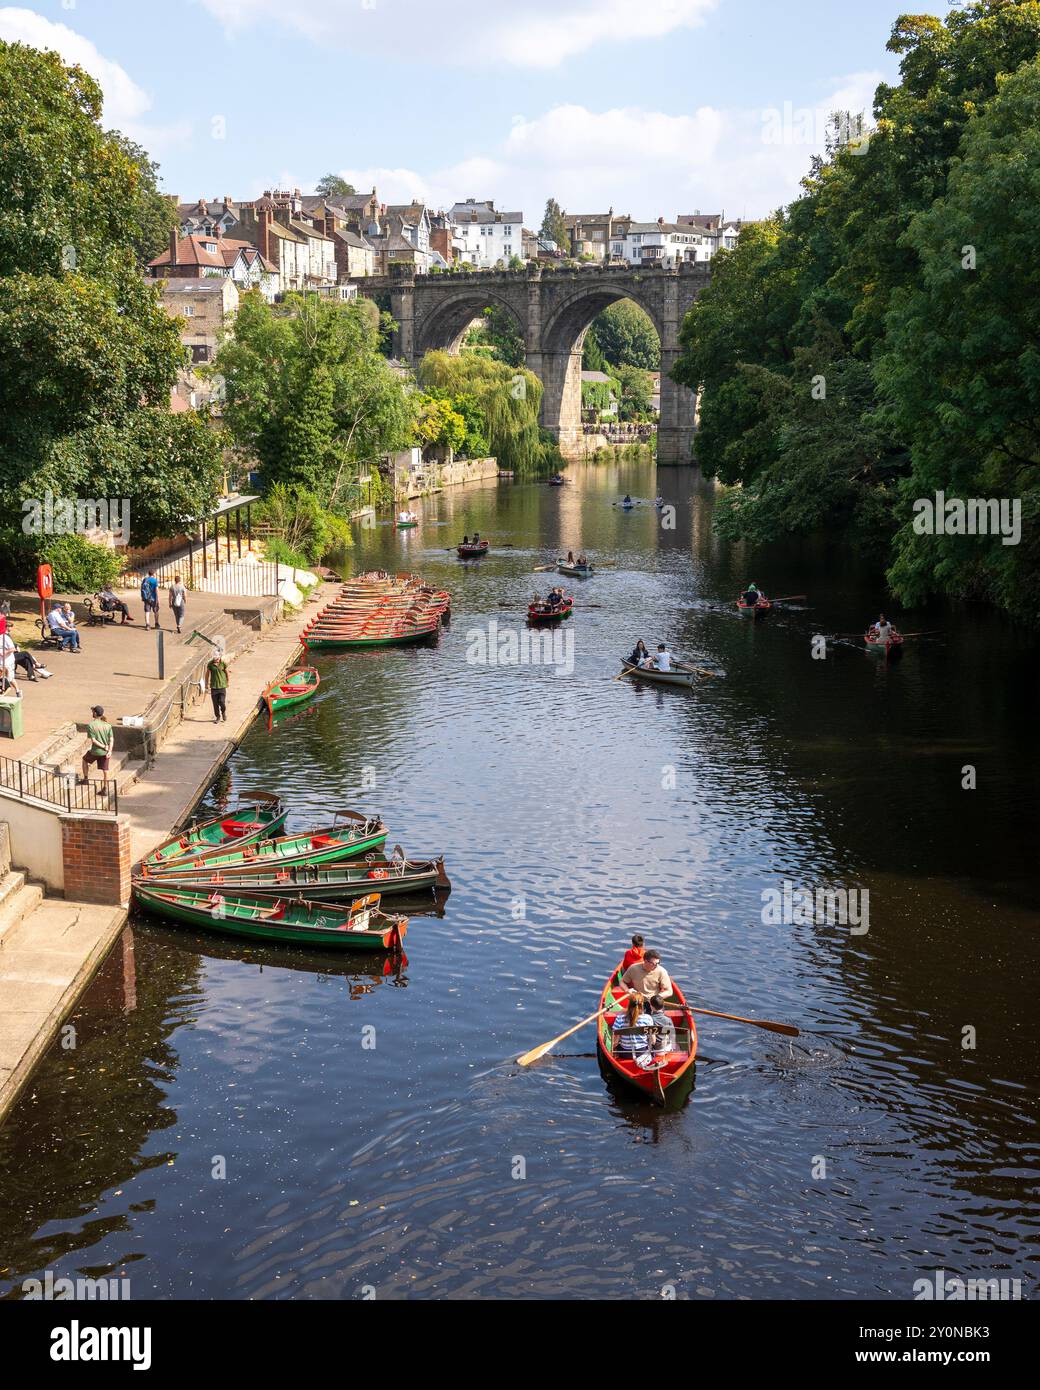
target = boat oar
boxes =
[770,594,807,604]
[899,630,943,638]
[686,1005,799,1036]
[517,1001,626,1066]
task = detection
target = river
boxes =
[1,461,1037,1301]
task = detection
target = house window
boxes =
[504,244,511,256]
[191,345,210,363]
[503,226,512,235]
[183,305,195,317]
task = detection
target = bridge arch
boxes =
[414,288,525,359]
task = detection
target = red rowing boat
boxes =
[527,595,573,623]
[596,966,697,1104]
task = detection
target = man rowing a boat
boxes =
[653,643,672,672]
[742,582,760,607]
[622,949,672,1002]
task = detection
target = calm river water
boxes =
[1,461,1037,1300]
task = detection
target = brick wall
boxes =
[60,815,132,906]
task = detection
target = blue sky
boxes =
[1,0,949,220]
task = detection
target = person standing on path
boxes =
[80,705,114,789]
[168,575,187,634]
[141,569,160,629]
[206,651,229,723]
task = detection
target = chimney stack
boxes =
[169,225,179,265]
[258,206,272,263]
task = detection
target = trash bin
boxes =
[0,695,24,739]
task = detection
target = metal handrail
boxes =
[0,754,118,815]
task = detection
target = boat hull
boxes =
[303,626,438,650]
[737,599,772,618]
[264,667,319,718]
[596,968,697,1105]
[864,631,903,657]
[141,854,450,899]
[143,796,288,869]
[457,543,489,558]
[557,563,593,578]
[134,884,407,951]
[619,659,696,688]
[527,597,573,623]
[138,820,388,876]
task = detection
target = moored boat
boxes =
[141,849,450,899]
[618,657,697,688]
[457,540,490,558]
[303,621,440,651]
[527,594,573,623]
[137,810,388,876]
[263,667,319,722]
[596,966,697,1105]
[142,792,288,870]
[133,885,408,952]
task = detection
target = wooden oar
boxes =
[899,630,943,638]
[517,1001,625,1065]
[685,1005,799,1036]
[770,594,807,603]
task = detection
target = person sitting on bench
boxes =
[100,586,132,623]
[47,602,81,652]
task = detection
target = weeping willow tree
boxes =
[419,351,558,475]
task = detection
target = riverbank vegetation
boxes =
[673,1,1040,617]
[0,40,225,589]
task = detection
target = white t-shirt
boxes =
[0,633,14,673]
[655,650,672,672]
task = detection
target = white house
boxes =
[448,199,523,268]
[610,220,708,267]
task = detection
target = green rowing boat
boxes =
[137,810,387,877]
[138,848,450,899]
[143,792,288,870]
[263,667,319,721]
[133,884,408,951]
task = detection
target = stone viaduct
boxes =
[357,262,709,464]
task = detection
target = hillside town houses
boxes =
[150,186,741,411]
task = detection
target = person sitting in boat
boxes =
[545,588,563,609]
[461,534,470,546]
[472,532,481,544]
[628,639,650,667]
[874,616,894,643]
[577,552,588,566]
[566,550,576,564]
[612,993,655,1057]
[742,583,760,607]
[653,644,672,672]
[622,934,645,971]
[623,494,632,505]
[622,949,672,1003]
[648,995,677,1055]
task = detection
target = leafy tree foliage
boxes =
[419,351,549,473]
[540,198,569,252]
[671,0,1040,615]
[585,300,660,372]
[216,291,416,511]
[316,174,357,199]
[0,39,223,577]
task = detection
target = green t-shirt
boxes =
[207,658,229,689]
[88,719,113,756]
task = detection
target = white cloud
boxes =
[198,0,717,68]
[0,7,150,125]
[316,75,883,225]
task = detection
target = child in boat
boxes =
[622,934,645,970]
[648,995,677,1055]
[612,994,654,1057]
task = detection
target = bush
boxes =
[263,536,313,570]
[28,534,123,592]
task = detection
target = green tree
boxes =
[415,394,467,453]
[419,351,548,474]
[107,133,180,267]
[463,303,525,366]
[615,364,655,421]
[540,198,569,252]
[878,56,1040,609]
[0,39,223,571]
[216,292,417,511]
[588,300,660,372]
[315,174,357,199]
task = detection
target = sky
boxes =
[0,0,951,222]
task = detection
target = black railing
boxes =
[0,755,118,815]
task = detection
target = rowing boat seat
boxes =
[264,900,287,921]
[311,834,339,848]
[222,819,260,838]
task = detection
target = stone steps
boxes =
[0,874,45,945]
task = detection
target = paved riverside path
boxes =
[0,583,334,1125]
[1,587,283,759]
[118,583,333,865]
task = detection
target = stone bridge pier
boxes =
[360,262,708,464]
